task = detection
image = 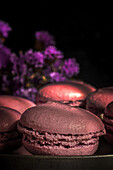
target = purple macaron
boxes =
[36,81,96,108]
[103,101,113,144]
[17,101,105,156]
[0,107,22,153]
[86,87,113,117]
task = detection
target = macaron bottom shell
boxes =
[20,129,102,156]
[0,135,22,153]
[103,114,113,144]
[103,124,113,144]
[104,132,113,145]
[0,107,22,153]
[23,139,99,156]
[12,145,32,155]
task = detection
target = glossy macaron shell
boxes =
[0,95,36,114]
[69,80,96,92]
[18,101,105,155]
[36,81,96,107]
[0,107,22,152]
[86,87,113,115]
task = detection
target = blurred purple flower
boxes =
[49,72,67,82]
[25,49,46,68]
[1,74,10,92]
[10,53,18,74]
[0,45,11,69]
[44,46,64,60]
[53,59,63,69]
[0,39,80,102]
[2,74,9,85]
[35,31,56,48]
[13,87,38,102]
[10,53,27,85]
[62,58,80,77]
[0,20,12,38]
[43,66,52,77]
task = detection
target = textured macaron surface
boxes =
[18,101,105,135]
[0,95,36,114]
[37,81,96,102]
[86,87,113,115]
[0,107,21,132]
[18,101,105,155]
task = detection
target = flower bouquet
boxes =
[0,20,80,102]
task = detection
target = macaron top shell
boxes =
[19,101,105,135]
[86,87,113,112]
[37,81,96,102]
[0,107,21,132]
[0,95,36,114]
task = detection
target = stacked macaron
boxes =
[36,81,96,108]
[17,101,106,156]
[103,101,113,144]
[86,87,113,117]
[0,107,21,153]
[0,95,36,154]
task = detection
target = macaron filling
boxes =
[18,122,105,149]
[103,115,113,130]
[36,93,85,108]
[0,130,22,144]
[58,100,85,108]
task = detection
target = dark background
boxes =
[0,11,112,89]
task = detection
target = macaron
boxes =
[103,101,113,144]
[86,87,113,117]
[17,101,105,156]
[36,81,96,108]
[0,95,36,114]
[0,107,22,153]
[12,145,32,155]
